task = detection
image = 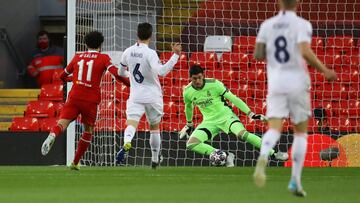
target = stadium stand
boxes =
[5,0,359,136]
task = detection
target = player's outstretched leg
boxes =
[238,130,289,161]
[186,141,216,157]
[187,137,230,166]
[116,124,136,165]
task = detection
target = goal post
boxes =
[66,0,76,166]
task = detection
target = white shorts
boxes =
[126,100,164,125]
[266,90,311,124]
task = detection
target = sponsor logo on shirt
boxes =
[194,98,213,108]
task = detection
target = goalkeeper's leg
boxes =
[186,128,235,167]
[229,121,288,160]
[186,123,220,156]
[186,131,216,156]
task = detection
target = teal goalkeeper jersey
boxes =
[183,78,251,123]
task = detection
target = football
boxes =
[209,150,227,166]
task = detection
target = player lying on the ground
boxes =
[41,31,130,170]
[179,65,289,167]
[115,23,182,169]
[252,0,337,197]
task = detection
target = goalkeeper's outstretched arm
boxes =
[223,90,251,115]
[223,90,267,121]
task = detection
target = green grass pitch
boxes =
[0,166,359,203]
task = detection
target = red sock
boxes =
[51,124,63,137]
[73,132,92,165]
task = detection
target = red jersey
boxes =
[27,46,64,86]
[64,51,113,104]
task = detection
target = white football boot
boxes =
[253,155,268,188]
[41,133,56,156]
[225,152,235,167]
[274,151,289,161]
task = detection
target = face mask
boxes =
[38,41,49,50]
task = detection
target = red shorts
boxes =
[59,99,98,126]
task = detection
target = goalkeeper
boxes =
[179,65,288,167]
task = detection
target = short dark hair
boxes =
[37,30,49,38]
[189,65,204,77]
[84,31,104,49]
[282,0,297,9]
[137,23,152,40]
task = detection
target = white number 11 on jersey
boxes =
[77,59,94,82]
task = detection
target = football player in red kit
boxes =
[41,31,129,170]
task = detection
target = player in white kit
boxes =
[252,0,337,197]
[115,23,182,169]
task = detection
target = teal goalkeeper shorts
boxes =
[190,114,246,142]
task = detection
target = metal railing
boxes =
[0,28,26,77]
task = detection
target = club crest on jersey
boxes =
[207,91,211,97]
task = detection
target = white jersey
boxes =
[256,11,312,93]
[120,42,179,103]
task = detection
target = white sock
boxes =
[291,133,308,189]
[123,125,136,144]
[150,130,161,163]
[260,128,281,157]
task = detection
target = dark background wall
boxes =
[0,132,66,165]
[0,0,66,88]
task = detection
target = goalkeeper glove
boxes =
[179,122,194,139]
[248,112,268,121]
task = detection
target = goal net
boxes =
[68,0,360,167]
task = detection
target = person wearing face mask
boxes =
[27,30,64,87]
